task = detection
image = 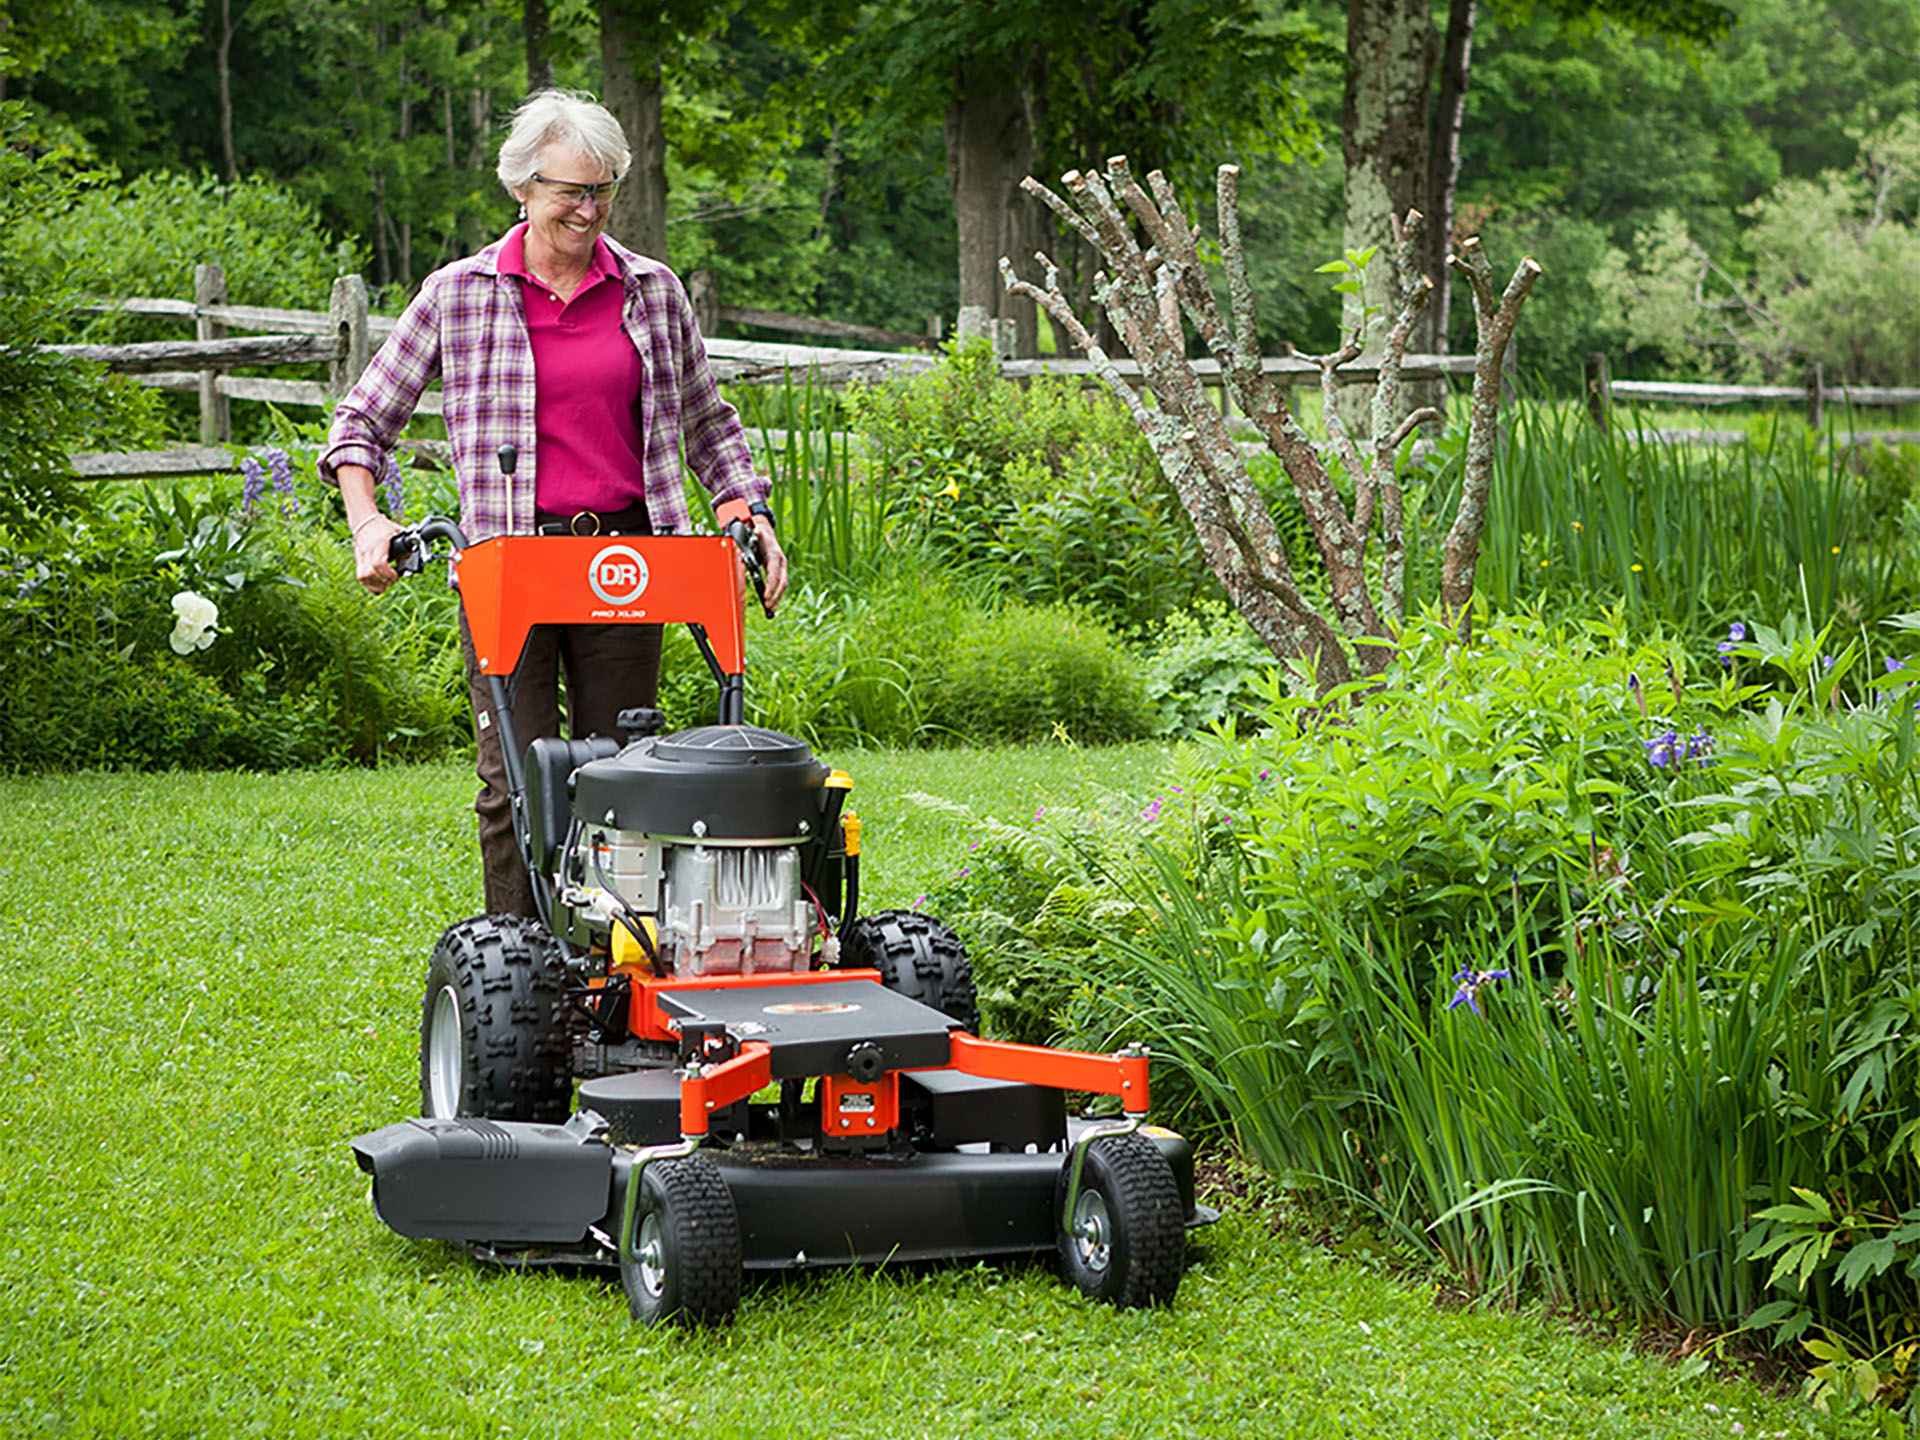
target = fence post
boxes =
[1584,351,1611,435]
[195,263,230,444]
[1805,361,1825,430]
[688,269,719,339]
[328,275,371,398]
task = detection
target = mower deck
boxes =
[350,1110,1213,1271]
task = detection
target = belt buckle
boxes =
[570,511,602,536]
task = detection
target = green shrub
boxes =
[1138,601,1276,737]
[929,602,1920,1379]
[0,103,167,534]
[16,170,366,342]
[847,342,1216,630]
[0,646,323,771]
[930,602,1148,744]
[1,448,466,772]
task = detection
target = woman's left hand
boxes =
[753,516,789,613]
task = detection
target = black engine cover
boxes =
[572,724,827,839]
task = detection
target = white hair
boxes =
[495,90,630,191]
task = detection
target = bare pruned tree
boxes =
[1002,157,1539,691]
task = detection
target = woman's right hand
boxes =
[336,462,406,594]
[352,512,407,595]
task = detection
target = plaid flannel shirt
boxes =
[320,230,766,541]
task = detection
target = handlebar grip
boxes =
[723,518,762,565]
[387,529,424,576]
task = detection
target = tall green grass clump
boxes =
[932,605,1920,1406]
[1457,401,1920,633]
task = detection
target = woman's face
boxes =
[513,144,618,270]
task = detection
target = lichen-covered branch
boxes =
[1003,156,1537,689]
[1440,237,1543,636]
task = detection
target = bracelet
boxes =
[350,511,385,537]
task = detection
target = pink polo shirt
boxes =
[497,226,647,517]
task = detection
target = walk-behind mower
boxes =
[349,497,1216,1324]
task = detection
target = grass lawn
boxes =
[0,752,1871,1437]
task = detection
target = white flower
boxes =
[169,590,219,654]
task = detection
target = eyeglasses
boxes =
[529,173,622,207]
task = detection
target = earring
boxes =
[517,202,527,221]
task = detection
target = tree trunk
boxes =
[1426,0,1476,355]
[1338,0,1435,428]
[525,0,553,93]
[217,0,237,182]
[599,0,668,260]
[945,56,1039,358]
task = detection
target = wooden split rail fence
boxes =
[1583,352,1920,446]
[55,265,1915,481]
[58,264,1485,480]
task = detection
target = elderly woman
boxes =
[321,89,788,919]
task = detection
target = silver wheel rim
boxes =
[427,984,463,1118]
[636,1212,666,1299]
[1071,1189,1112,1273]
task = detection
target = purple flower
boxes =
[1447,968,1512,1017]
[265,447,299,518]
[381,455,406,520]
[1718,622,1747,668]
[1258,769,1271,782]
[1890,657,1909,676]
[1685,729,1715,765]
[239,456,267,520]
[1141,798,1163,823]
[1645,728,1678,768]
[1628,673,1647,717]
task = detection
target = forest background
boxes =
[6,0,1917,390]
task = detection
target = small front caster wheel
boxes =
[1056,1131,1184,1308]
[622,1155,742,1326]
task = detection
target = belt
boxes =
[534,504,652,537]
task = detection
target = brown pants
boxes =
[461,615,663,917]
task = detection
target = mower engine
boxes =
[538,722,850,979]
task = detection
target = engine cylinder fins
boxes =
[650,725,815,767]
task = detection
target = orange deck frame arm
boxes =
[674,1034,1150,1137]
[945,1034,1151,1115]
[679,1042,775,1137]
[451,535,747,677]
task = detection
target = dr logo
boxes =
[588,544,650,606]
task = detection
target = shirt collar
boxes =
[497,224,618,289]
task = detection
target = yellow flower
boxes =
[939,479,961,501]
[1630,563,1643,573]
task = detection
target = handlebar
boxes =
[387,516,470,577]
[383,515,769,616]
[723,518,774,618]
